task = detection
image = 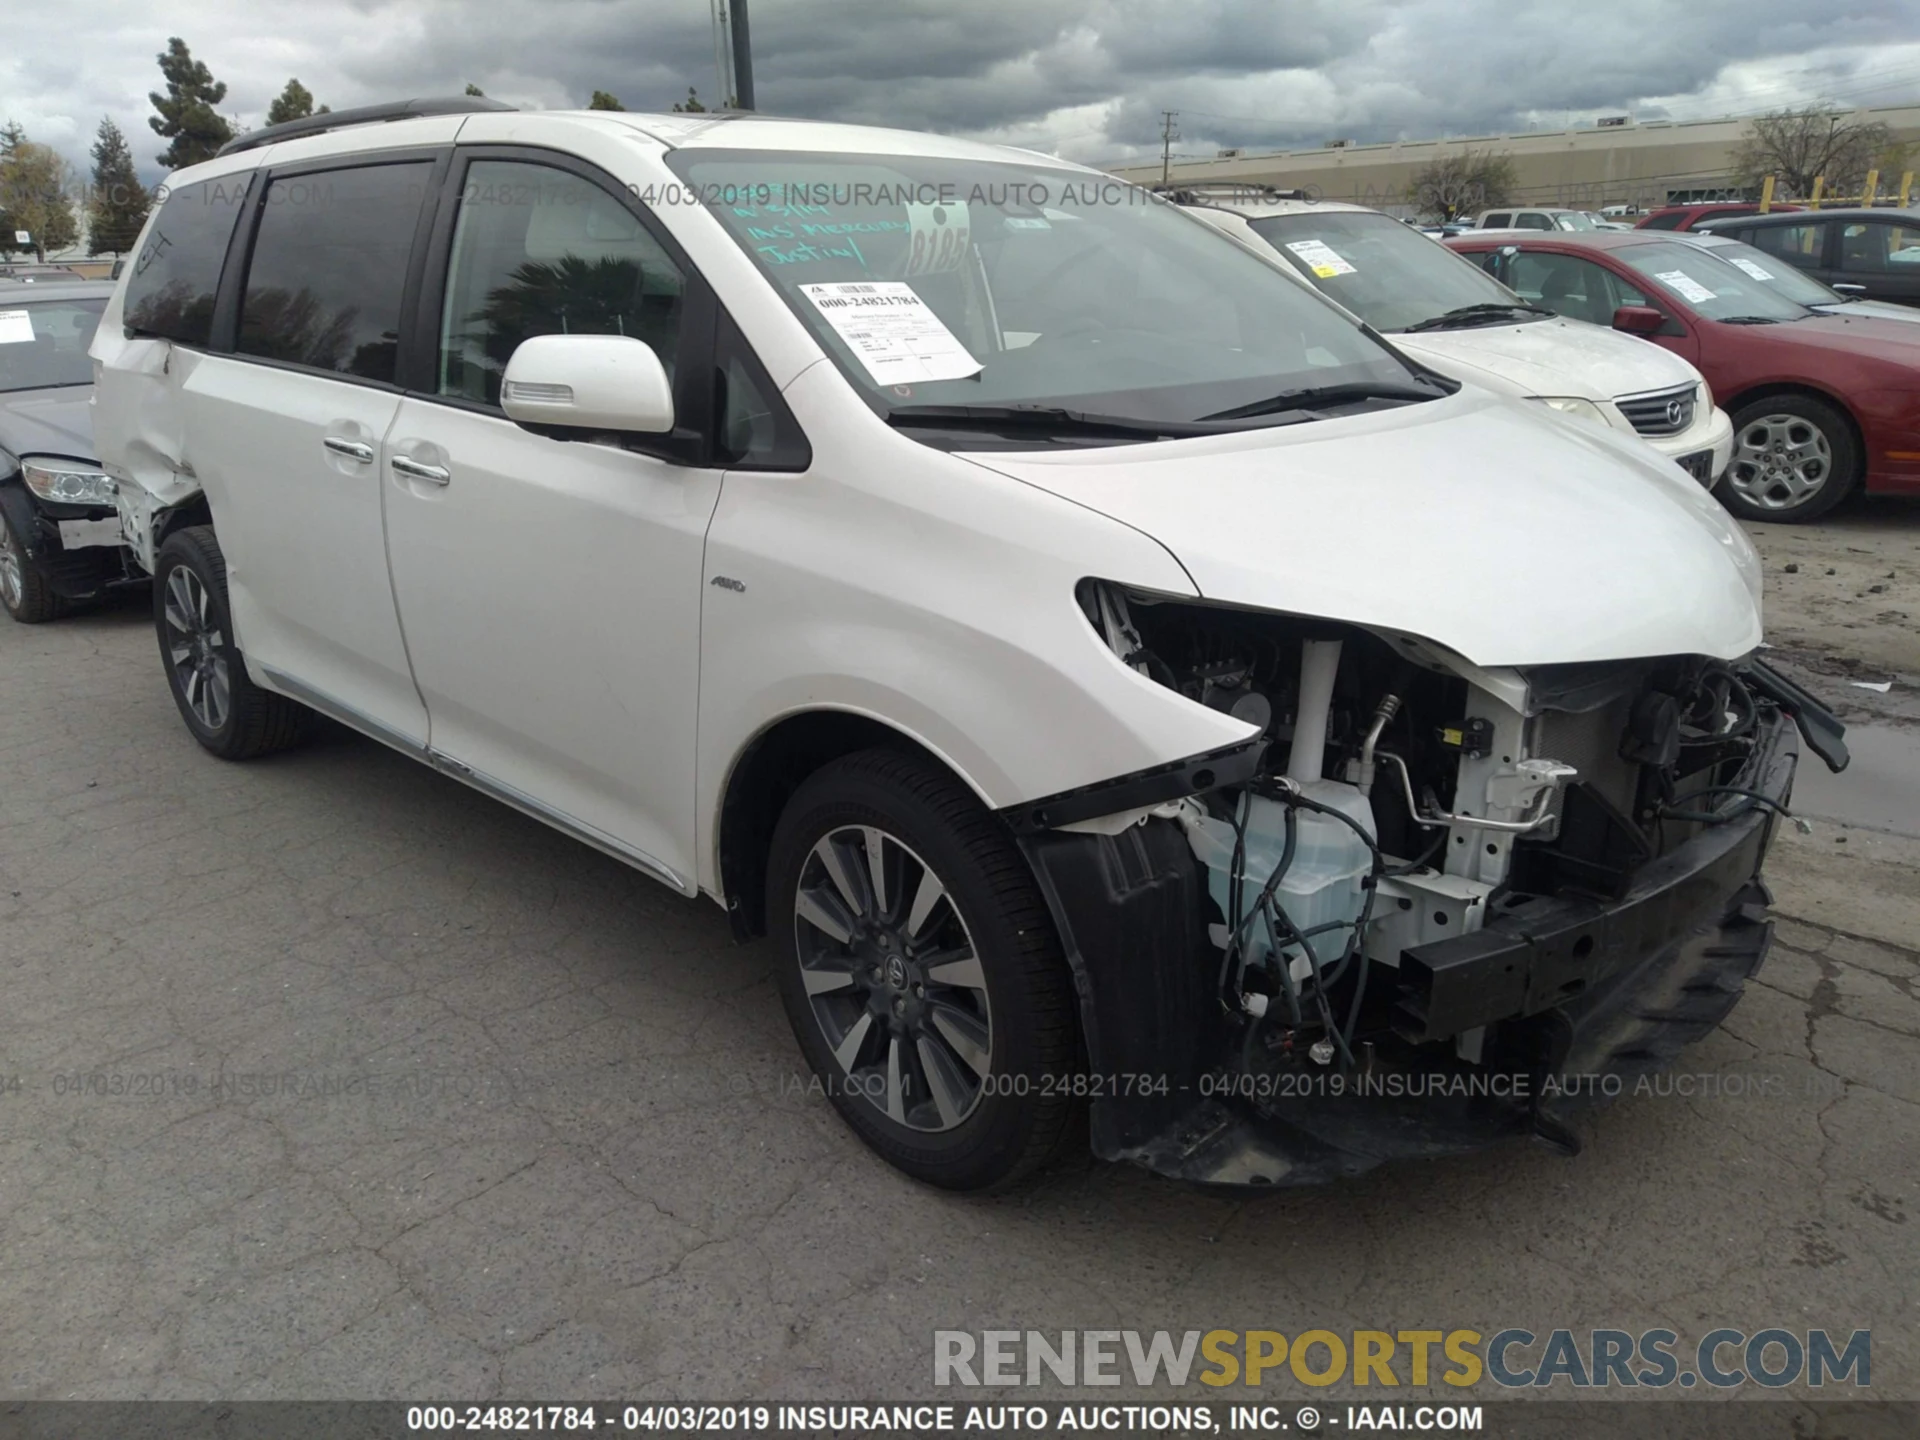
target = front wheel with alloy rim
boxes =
[1719,394,1860,524]
[152,525,315,759]
[768,749,1082,1191]
[0,504,61,622]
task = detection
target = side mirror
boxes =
[1611,304,1667,337]
[501,334,674,434]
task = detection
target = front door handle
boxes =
[391,454,451,486]
[323,436,375,464]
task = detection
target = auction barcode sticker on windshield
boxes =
[801,281,984,385]
[1727,257,1776,281]
[1655,270,1717,304]
[1284,239,1357,278]
[0,310,34,345]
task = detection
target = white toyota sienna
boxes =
[92,98,1845,1191]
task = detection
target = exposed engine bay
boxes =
[1018,582,1845,1184]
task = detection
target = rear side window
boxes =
[238,162,432,383]
[123,177,249,345]
[1639,212,1684,230]
[1482,213,1511,228]
[1746,221,1828,264]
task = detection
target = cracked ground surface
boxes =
[1,550,1915,1408]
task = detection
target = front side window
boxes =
[1638,212,1684,230]
[1482,213,1512,228]
[666,149,1433,441]
[437,161,687,407]
[1744,221,1829,265]
[1615,240,1812,322]
[1507,252,1645,325]
[123,177,248,346]
[0,298,107,391]
[1246,211,1524,332]
[238,162,431,382]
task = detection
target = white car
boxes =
[1474,207,1604,232]
[91,98,1836,1191]
[1183,198,1734,483]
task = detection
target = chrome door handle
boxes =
[323,437,375,464]
[391,455,451,486]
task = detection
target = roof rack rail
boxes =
[217,96,515,157]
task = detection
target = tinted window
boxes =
[1638,212,1684,230]
[1838,220,1920,273]
[1744,221,1828,265]
[238,162,431,382]
[123,177,249,345]
[0,298,107,391]
[1481,213,1511,227]
[437,161,686,407]
[1515,213,1554,230]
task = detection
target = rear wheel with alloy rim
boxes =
[1719,394,1860,524]
[153,526,314,759]
[768,749,1081,1190]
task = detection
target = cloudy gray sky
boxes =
[5,0,1919,179]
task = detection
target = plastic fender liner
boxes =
[1744,658,1849,773]
[999,738,1264,836]
[1014,819,1223,1159]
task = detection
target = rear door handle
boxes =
[323,436,375,464]
[391,455,451,486]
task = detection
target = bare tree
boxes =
[1405,150,1517,221]
[1731,107,1896,199]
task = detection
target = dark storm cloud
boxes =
[2,0,1916,181]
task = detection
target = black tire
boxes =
[153,525,314,759]
[0,504,62,623]
[767,748,1081,1191]
[1718,394,1860,524]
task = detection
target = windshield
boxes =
[666,150,1429,434]
[0,298,105,391]
[1552,212,1599,231]
[1695,239,1842,306]
[1616,241,1814,321]
[1245,210,1526,331]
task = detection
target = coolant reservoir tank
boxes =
[1185,780,1377,972]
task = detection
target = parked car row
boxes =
[1445,228,1920,521]
[5,99,1851,1193]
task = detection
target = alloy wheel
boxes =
[0,521,22,611]
[1727,413,1833,512]
[162,566,231,731]
[792,826,992,1132]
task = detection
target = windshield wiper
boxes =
[884,404,1217,439]
[1718,315,1781,325]
[1197,380,1443,423]
[1401,302,1557,333]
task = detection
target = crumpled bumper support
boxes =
[1018,711,1796,1187]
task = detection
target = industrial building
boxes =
[1111,103,1920,213]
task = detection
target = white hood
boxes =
[968,389,1762,668]
[1394,316,1704,403]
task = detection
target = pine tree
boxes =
[87,117,151,255]
[149,37,234,169]
[671,88,707,114]
[589,91,626,111]
[267,78,329,126]
[464,83,485,97]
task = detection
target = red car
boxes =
[1635,202,1804,232]
[1445,230,1920,522]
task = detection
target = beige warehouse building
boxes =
[1111,103,1920,213]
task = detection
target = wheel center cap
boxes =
[885,955,908,990]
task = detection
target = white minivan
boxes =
[92,98,1839,1191]
[1181,195,1734,484]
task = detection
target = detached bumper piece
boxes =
[1020,710,1795,1188]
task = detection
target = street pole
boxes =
[1160,110,1179,186]
[731,0,756,110]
